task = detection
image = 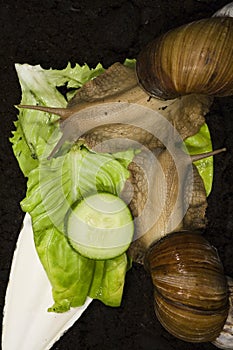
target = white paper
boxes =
[2,213,92,350]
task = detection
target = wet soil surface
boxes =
[1,1,233,349]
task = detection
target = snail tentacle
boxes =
[190,147,227,162]
[16,104,71,119]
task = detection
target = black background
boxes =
[1,1,233,349]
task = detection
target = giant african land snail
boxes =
[17,13,233,349]
[122,138,230,346]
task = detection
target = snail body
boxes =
[17,63,210,158]
[136,17,233,100]
[145,231,229,342]
[126,148,206,263]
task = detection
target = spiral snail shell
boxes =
[136,17,233,100]
[145,231,229,343]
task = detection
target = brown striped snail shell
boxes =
[136,17,233,100]
[145,231,229,343]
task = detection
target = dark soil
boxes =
[1,1,233,349]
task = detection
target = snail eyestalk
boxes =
[15,104,72,120]
[191,147,227,162]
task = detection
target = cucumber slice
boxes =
[65,193,134,260]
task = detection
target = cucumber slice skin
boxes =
[65,193,134,260]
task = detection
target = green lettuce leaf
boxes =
[184,123,213,196]
[10,63,104,176]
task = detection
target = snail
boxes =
[136,17,233,100]
[16,13,233,350]
[121,143,229,344]
[121,145,232,346]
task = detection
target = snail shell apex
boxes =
[146,231,229,342]
[136,17,233,100]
